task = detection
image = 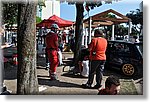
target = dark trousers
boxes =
[87,60,105,86]
[45,51,49,64]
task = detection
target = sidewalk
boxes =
[3,52,142,95]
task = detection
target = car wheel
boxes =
[122,64,136,76]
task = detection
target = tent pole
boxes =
[88,17,92,44]
[82,23,85,46]
[85,28,88,48]
[111,24,115,41]
[128,19,132,41]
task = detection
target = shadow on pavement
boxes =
[61,72,88,79]
[37,75,49,78]
[37,56,46,68]
[62,58,74,68]
[4,64,17,80]
[38,78,81,88]
[37,66,46,70]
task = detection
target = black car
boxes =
[105,40,143,77]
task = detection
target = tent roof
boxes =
[84,9,131,27]
[36,19,55,28]
[36,15,74,28]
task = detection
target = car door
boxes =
[129,43,143,76]
[106,42,123,70]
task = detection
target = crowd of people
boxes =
[2,21,142,95]
[3,23,139,95]
[43,23,121,95]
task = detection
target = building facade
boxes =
[37,0,60,20]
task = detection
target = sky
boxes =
[60,0,143,21]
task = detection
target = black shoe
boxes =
[50,75,58,81]
[93,84,102,89]
[81,84,92,89]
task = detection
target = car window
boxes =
[114,43,129,53]
[107,42,114,52]
[108,42,131,57]
[124,44,130,52]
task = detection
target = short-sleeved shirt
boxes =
[98,89,109,95]
[46,32,58,50]
[89,37,107,60]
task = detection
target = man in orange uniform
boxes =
[82,29,107,89]
[45,24,59,80]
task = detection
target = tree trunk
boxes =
[17,1,38,95]
[73,3,84,72]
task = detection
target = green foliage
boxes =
[2,1,45,27]
[67,0,113,12]
[126,9,143,34]
[115,24,128,36]
[2,3,18,26]
[38,0,46,6]
[102,13,116,18]
[126,9,143,26]
[85,0,113,12]
[36,16,42,23]
[85,1,102,12]
[105,0,113,4]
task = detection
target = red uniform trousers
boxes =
[47,49,59,76]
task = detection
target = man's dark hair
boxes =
[105,75,120,89]
[94,29,104,37]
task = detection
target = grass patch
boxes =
[119,79,138,95]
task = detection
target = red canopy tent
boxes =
[36,19,55,28]
[36,15,74,28]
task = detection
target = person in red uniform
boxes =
[82,29,107,89]
[98,75,120,95]
[45,23,59,80]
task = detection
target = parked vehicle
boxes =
[105,40,143,77]
[3,46,18,66]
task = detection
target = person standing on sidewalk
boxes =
[45,23,59,80]
[82,29,107,89]
[0,27,11,94]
